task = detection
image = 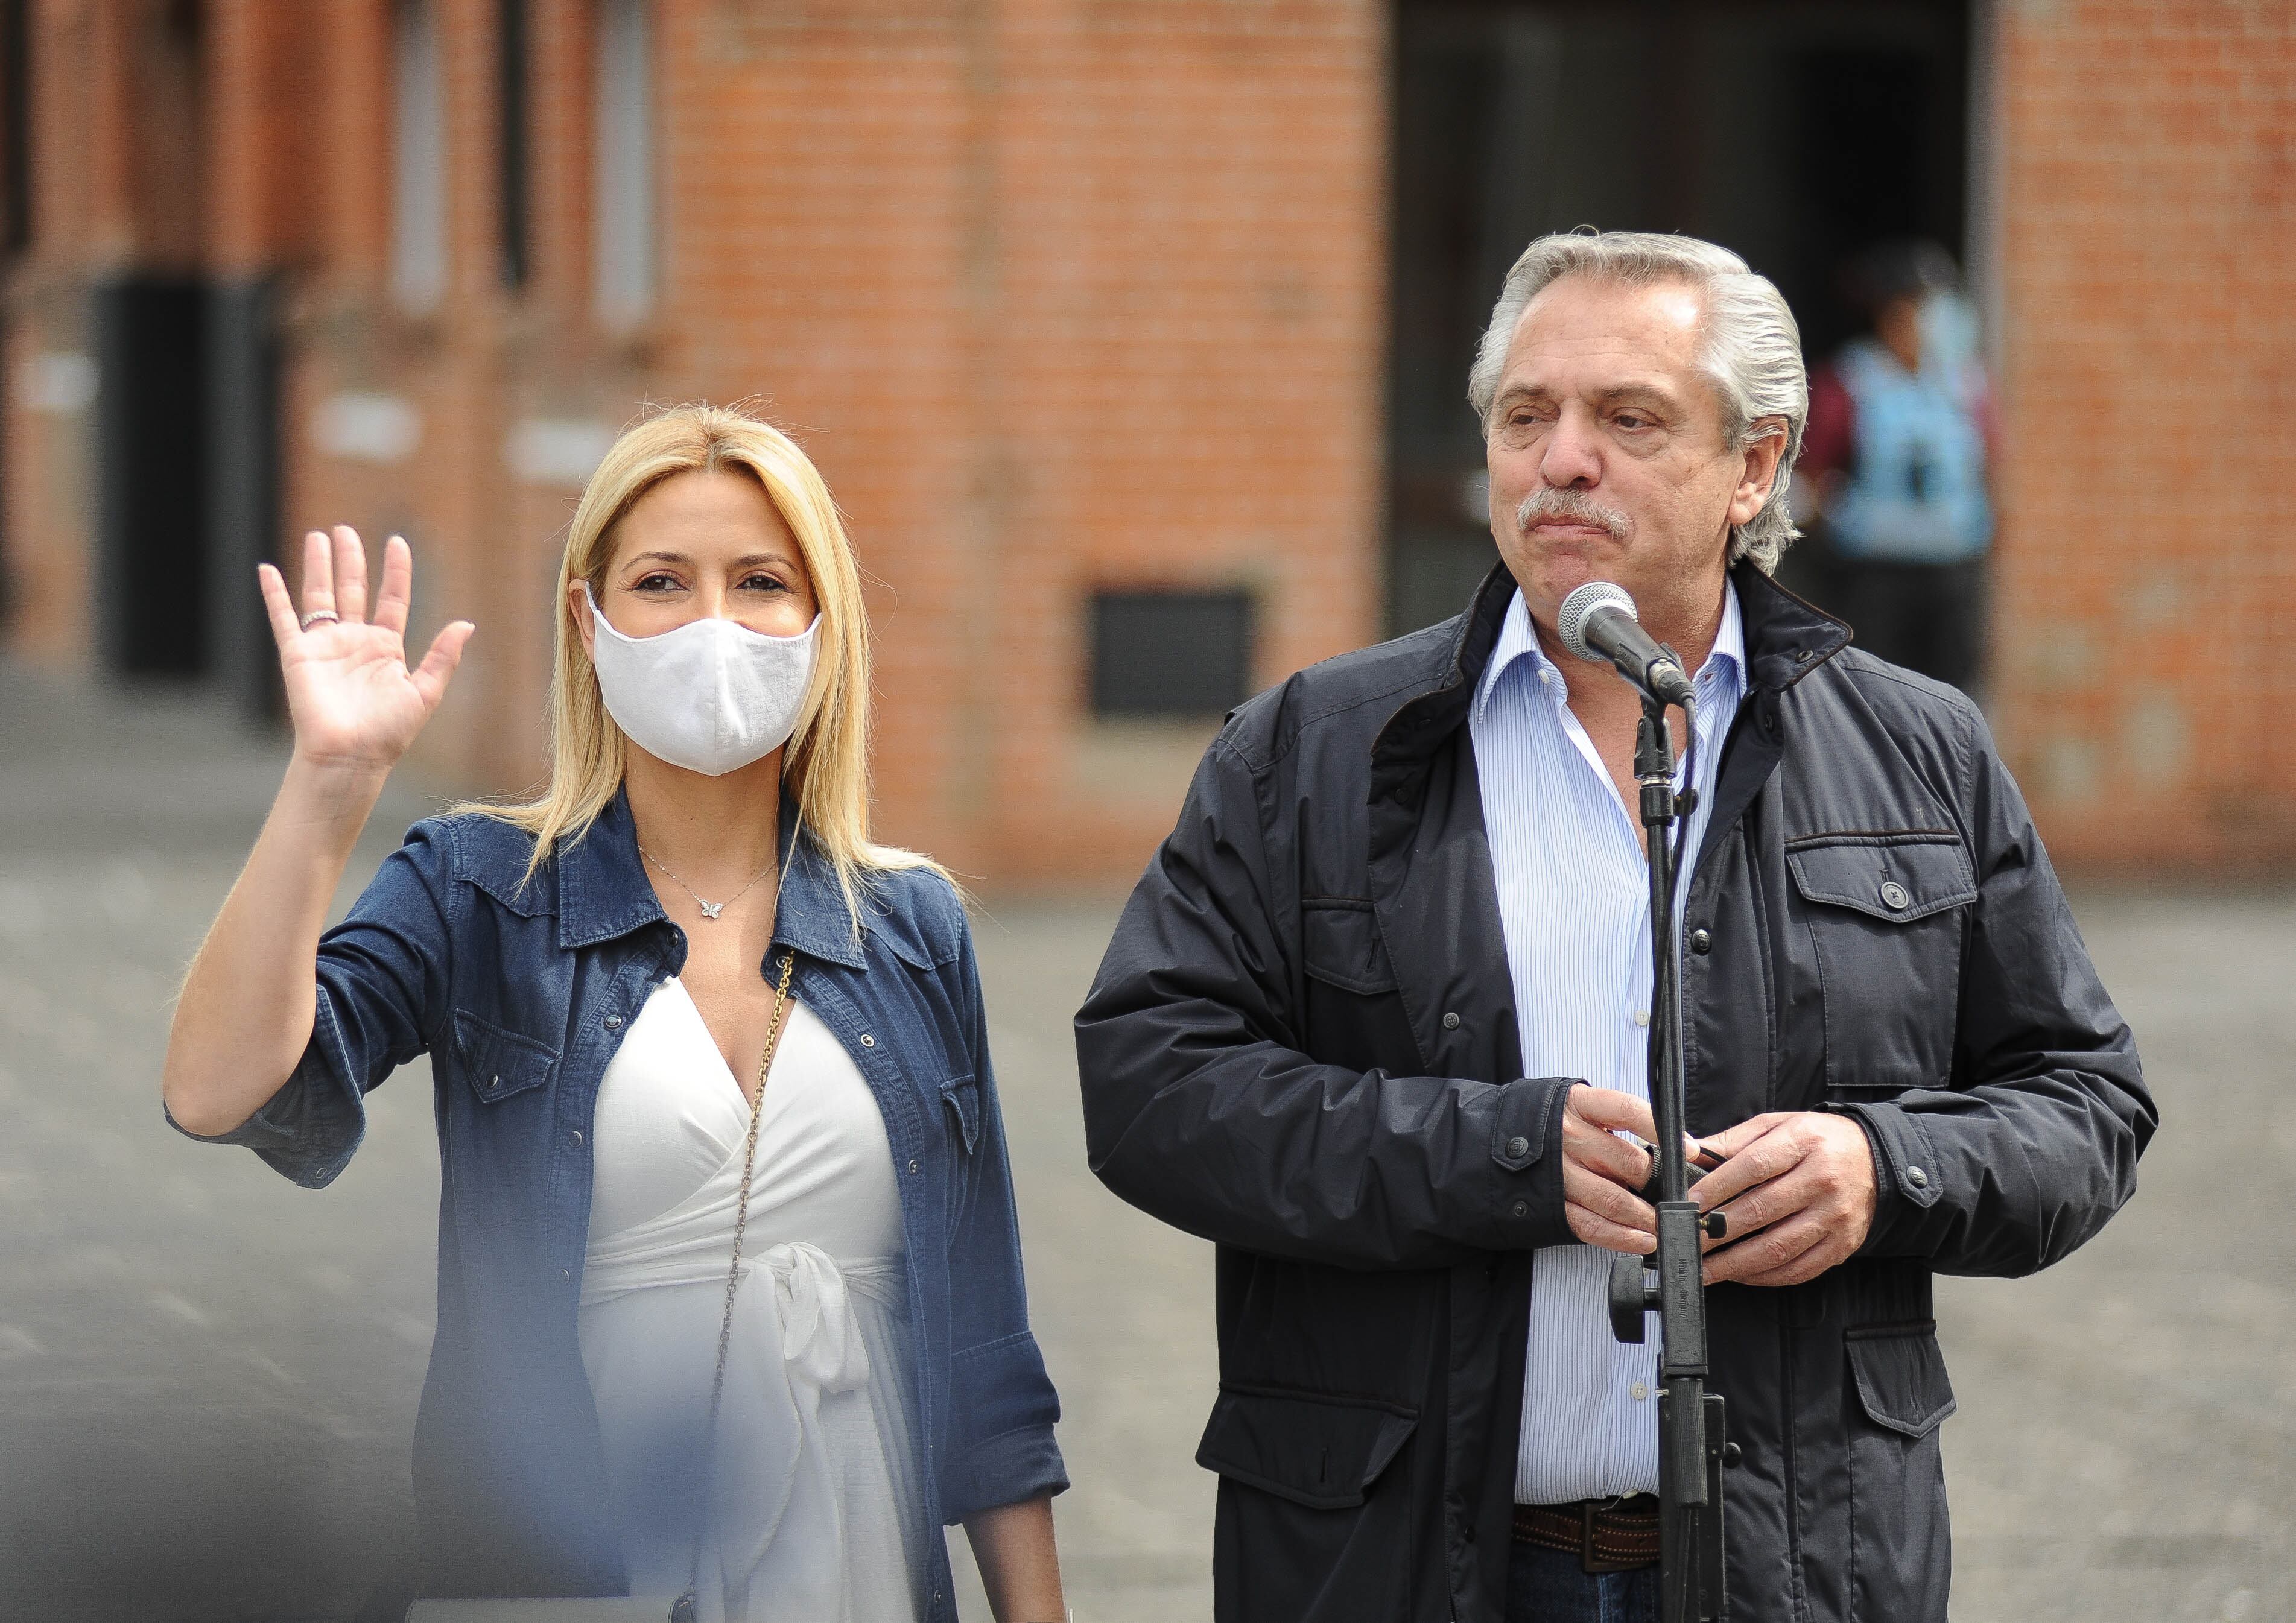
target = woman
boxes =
[162,406,1068,1622]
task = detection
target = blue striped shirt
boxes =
[1468,582,1747,1505]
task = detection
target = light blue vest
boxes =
[1827,338,1994,563]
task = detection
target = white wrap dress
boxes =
[577,976,927,1623]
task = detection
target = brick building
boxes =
[2,0,2290,883]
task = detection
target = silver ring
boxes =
[300,609,341,630]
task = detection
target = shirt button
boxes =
[1539,669,1555,686]
[1690,929,1713,955]
[1441,1011,1461,1030]
[1505,1135,1530,1158]
[860,1034,876,1048]
[1631,1381,1650,1401]
[486,1075,500,1090]
[909,1159,921,1174]
[1906,1166,1929,1188]
[571,1129,583,1144]
[1632,1009,1651,1028]
[604,1014,623,1030]
[559,1268,571,1282]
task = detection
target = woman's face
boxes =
[573,467,819,654]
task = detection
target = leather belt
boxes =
[1511,1494,1662,1574]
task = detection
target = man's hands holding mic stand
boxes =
[1561,1086,1881,1287]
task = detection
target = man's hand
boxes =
[1561,1086,1667,1254]
[1690,1112,1877,1286]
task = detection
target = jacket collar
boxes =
[554,789,868,969]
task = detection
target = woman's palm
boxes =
[261,527,475,772]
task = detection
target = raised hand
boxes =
[258,527,475,776]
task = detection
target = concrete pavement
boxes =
[0,658,2284,1622]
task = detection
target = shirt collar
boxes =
[555,787,867,968]
[1475,578,1745,721]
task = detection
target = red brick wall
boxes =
[1991,0,2296,868]
[10,1,2292,881]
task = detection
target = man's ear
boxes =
[1728,419,1789,531]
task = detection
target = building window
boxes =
[1089,590,1256,718]
[497,0,530,288]
[593,0,654,325]
[390,0,448,314]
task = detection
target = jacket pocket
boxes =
[1786,835,1974,1098]
[453,1010,558,1104]
[1199,1387,1418,1620]
[1300,898,1397,995]
[448,1011,559,1229]
[940,1073,982,1155]
[1843,1321,1955,1622]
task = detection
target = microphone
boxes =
[1556,582,1696,707]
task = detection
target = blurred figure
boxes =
[1798,241,2000,697]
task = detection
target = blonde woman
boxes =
[163,407,1067,1622]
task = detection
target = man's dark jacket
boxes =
[1074,563,2153,1623]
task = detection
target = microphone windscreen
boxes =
[1557,581,1638,663]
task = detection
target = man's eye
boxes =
[1615,414,1651,431]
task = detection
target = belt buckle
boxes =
[1581,1496,1646,1575]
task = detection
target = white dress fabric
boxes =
[579,976,925,1623]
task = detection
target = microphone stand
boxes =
[1606,679,1731,1623]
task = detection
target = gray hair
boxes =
[1468,230,1808,572]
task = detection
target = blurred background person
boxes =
[1796,241,2000,700]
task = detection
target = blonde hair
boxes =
[461,402,945,925]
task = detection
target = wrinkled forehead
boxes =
[1501,272,1711,402]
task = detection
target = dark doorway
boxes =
[1385,0,1973,633]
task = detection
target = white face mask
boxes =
[582,582,820,777]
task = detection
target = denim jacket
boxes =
[175,793,1066,1613]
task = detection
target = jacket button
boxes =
[909,1159,920,1174]
[860,1034,876,1048]
[1906,1166,1929,1188]
[1690,928,1713,955]
[604,1014,624,1030]
[571,1130,583,1145]
[1511,1200,1528,1218]
[1441,1011,1461,1030]
[487,1075,499,1090]
[1880,881,1911,910]
[1505,1136,1530,1158]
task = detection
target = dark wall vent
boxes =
[1089,589,1254,718]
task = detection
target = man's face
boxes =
[1484,273,1776,640]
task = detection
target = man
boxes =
[1799,239,2001,698]
[1074,232,2153,1623]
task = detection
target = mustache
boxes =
[1516,486,1632,540]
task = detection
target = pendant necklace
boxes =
[638,843,775,922]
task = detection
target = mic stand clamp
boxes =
[1603,679,1734,1623]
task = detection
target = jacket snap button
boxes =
[909,1159,920,1174]
[1504,1136,1530,1159]
[1511,1200,1528,1218]
[604,1014,623,1030]
[1441,1011,1461,1030]
[1690,928,1713,955]
[487,1075,500,1090]
[1906,1165,1929,1188]
[860,1034,876,1048]
[1880,881,1911,910]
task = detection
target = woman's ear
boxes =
[571,578,599,660]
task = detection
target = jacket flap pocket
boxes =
[1846,1321,1957,1439]
[1195,1388,1418,1510]
[940,1073,982,1155]
[453,1010,559,1104]
[1301,899,1398,995]
[1787,837,1976,923]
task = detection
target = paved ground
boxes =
[0,659,2286,1623]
